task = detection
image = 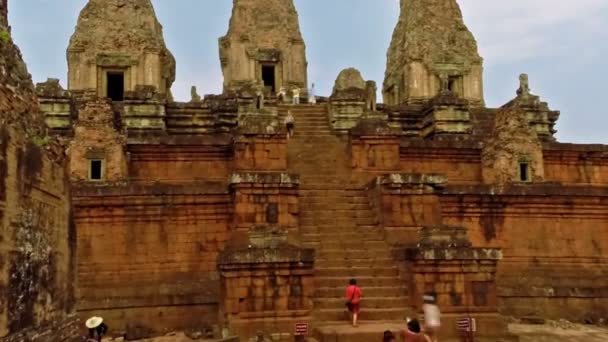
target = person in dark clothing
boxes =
[86,316,108,342]
[403,318,430,342]
[383,330,396,342]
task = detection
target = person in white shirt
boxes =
[308,83,316,104]
[422,294,441,342]
[292,87,300,105]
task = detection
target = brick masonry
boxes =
[0,1,76,339]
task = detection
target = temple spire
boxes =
[383,0,484,106]
[219,0,308,94]
[67,0,175,100]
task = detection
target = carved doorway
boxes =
[262,65,276,93]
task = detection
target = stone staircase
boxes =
[279,104,410,327]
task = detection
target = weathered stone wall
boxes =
[0,4,77,340]
[127,139,233,183]
[440,186,608,322]
[73,185,230,333]
[218,248,314,338]
[397,141,608,186]
[543,145,608,185]
[69,96,128,182]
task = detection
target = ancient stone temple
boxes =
[219,0,308,95]
[67,0,175,100]
[384,0,484,106]
[22,0,608,341]
[0,1,78,340]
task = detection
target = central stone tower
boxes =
[383,0,484,106]
[219,0,308,94]
[67,0,176,100]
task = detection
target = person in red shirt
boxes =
[345,278,363,327]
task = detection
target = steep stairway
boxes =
[279,104,410,325]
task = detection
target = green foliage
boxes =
[0,29,10,43]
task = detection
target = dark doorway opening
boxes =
[519,162,530,182]
[448,76,459,94]
[262,65,276,93]
[89,160,103,181]
[107,72,125,101]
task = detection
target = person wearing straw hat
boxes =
[86,316,108,342]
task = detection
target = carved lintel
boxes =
[96,53,137,67]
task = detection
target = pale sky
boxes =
[8,0,608,144]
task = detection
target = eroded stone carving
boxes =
[482,99,544,186]
[219,0,308,94]
[384,0,484,106]
[190,85,201,103]
[67,0,176,99]
[503,74,560,141]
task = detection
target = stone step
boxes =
[315,276,402,288]
[315,307,409,321]
[301,232,385,243]
[315,258,395,269]
[316,286,407,298]
[314,240,388,251]
[316,250,393,261]
[313,322,408,342]
[314,296,409,310]
[315,266,399,277]
[301,203,370,211]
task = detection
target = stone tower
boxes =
[67,0,176,100]
[383,0,484,106]
[0,0,7,28]
[219,0,308,94]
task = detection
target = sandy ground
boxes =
[102,324,608,341]
[510,323,608,342]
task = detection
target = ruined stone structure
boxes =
[67,0,175,100]
[0,1,79,340]
[23,0,608,341]
[384,0,484,106]
[219,0,308,95]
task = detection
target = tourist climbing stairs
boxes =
[280,103,410,325]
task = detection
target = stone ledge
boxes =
[229,172,300,186]
[376,173,448,187]
[72,181,229,197]
[126,133,233,145]
[405,247,503,261]
[218,247,314,268]
[443,184,608,197]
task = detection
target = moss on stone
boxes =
[0,28,10,43]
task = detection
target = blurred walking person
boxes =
[423,294,441,342]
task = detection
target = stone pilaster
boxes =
[370,173,447,245]
[404,226,518,341]
[228,173,300,247]
[421,92,472,139]
[218,232,314,339]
